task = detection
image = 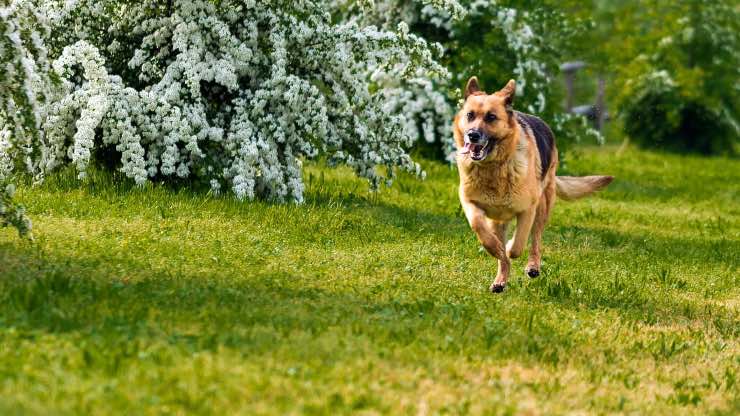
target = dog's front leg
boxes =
[506,205,536,259]
[462,202,511,293]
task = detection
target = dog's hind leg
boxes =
[526,182,556,278]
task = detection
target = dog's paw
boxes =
[489,282,506,293]
[525,265,540,278]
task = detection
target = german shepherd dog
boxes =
[454,77,613,293]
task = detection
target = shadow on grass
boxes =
[2,241,583,368]
[519,226,739,338]
[5,165,737,371]
[28,165,466,241]
[553,224,740,267]
[1,225,737,375]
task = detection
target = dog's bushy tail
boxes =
[555,175,613,201]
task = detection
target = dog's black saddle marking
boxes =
[515,111,555,177]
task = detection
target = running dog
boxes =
[454,77,613,293]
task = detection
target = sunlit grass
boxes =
[1,145,738,415]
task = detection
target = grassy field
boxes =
[1,146,738,415]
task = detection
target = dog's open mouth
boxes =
[460,140,492,161]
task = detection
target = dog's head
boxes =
[454,77,517,162]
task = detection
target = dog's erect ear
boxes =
[497,79,516,110]
[464,76,481,99]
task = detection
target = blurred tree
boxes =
[576,0,739,155]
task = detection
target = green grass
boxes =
[1,146,738,415]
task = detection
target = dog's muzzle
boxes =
[460,129,492,161]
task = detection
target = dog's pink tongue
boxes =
[459,142,472,155]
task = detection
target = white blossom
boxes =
[23,0,462,202]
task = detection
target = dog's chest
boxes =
[460,162,530,220]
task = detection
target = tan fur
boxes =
[555,176,614,200]
[454,77,613,293]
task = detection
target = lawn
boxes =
[1,146,738,415]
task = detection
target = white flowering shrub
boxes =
[0,0,51,237]
[25,0,467,202]
[331,1,464,159]
[336,0,601,160]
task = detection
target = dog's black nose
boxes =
[467,131,482,143]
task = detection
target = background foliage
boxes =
[341,0,602,160]
[1,0,739,238]
[571,0,739,155]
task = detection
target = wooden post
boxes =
[595,76,606,132]
[564,72,575,111]
[560,61,585,112]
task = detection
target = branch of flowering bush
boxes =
[0,125,31,238]
[0,182,32,238]
[0,0,55,238]
[0,125,32,238]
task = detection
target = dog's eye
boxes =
[485,112,497,122]
[466,111,475,121]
